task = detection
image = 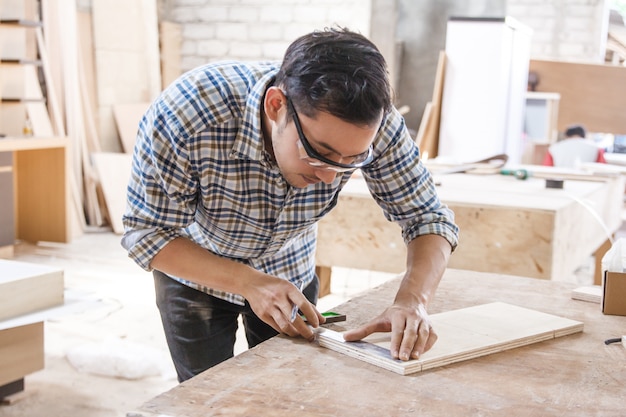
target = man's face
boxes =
[265,88,381,188]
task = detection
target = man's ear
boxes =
[264,87,287,122]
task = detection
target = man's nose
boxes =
[314,169,338,184]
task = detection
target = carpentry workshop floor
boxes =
[0,231,398,417]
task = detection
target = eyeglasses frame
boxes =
[286,98,374,171]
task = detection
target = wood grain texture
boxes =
[529,59,626,134]
[91,152,132,234]
[571,285,602,303]
[0,259,63,321]
[134,269,626,417]
[318,302,583,375]
[112,103,148,153]
[317,173,624,281]
[0,322,44,387]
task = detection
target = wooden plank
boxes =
[0,322,44,387]
[571,285,602,303]
[15,146,69,242]
[91,152,132,234]
[418,51,445,159]
[112,103,148,153]
[529,59,626,134]
[318,302,583,375]
[159,21,182,90]
[92,0,161,151]
[0,102,26,136]
[0,259,64,321]
[414,100,431,146]
[26,102,53,136]
[0,0,37,20]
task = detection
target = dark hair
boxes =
[275,27,392,126]
[565,125,586,138]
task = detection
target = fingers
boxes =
[277,297,322,342]
[393,318,437,361]
[342,320,389,342]
[345,306,438,362]
[248,278,324,342]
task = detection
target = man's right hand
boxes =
[244,275,325,341]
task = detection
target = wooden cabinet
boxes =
[0,137,71,245]
[0,152,14,254]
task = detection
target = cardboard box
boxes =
[602,271,626,316]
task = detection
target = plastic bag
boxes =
[601,238,626,273]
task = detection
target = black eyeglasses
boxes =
[286,98,373,172]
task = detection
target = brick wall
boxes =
[159,0,372,72]
[507,0,610,62]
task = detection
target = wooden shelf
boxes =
[0,19,41,27]
[0,58,41,65]
[0,136,67,152]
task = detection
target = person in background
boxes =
[542,124,606,167]
[122,27,458,382]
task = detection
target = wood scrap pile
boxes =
[36,0,181,235]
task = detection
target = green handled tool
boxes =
[302,311,347,324]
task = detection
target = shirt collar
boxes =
[231,70,278,163]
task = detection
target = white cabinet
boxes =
[438,17,532,164]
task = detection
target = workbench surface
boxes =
[134,268,626,417]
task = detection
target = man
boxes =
[122,27,458,382]
[543,124,606,167]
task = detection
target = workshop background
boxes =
[1,0,625,416]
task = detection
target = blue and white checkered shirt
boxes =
[122,61,458,306]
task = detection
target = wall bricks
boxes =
[161,0,372,71]
[160,0,611,73]
[507,0,609,62]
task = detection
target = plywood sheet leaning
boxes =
[417,50,446,160]
[112,103,149,153]
[318,302,583,375]
[0,259,64,321]
[91,152,132,234]
[528,59,626,134]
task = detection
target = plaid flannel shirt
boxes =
[122,61,458,306]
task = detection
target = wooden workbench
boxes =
[316,172,624,284]
[133,268,625,416]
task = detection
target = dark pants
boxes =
[153,270,319,382]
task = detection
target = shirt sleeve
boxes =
[122,99,199,271]
[361,108,459,251]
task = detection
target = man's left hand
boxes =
[342,302,437,361]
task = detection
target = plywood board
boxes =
[529,59,626,134]
[15,145,70,242]
[159,21,182,90]
[571,285,601,303]
[92,0,161,151]
[420,50,445,159]
[91,152,132,234]
[0,259,64,321]
[0,322,44,386]
[318,302,583,375]
[112,103,148,153]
